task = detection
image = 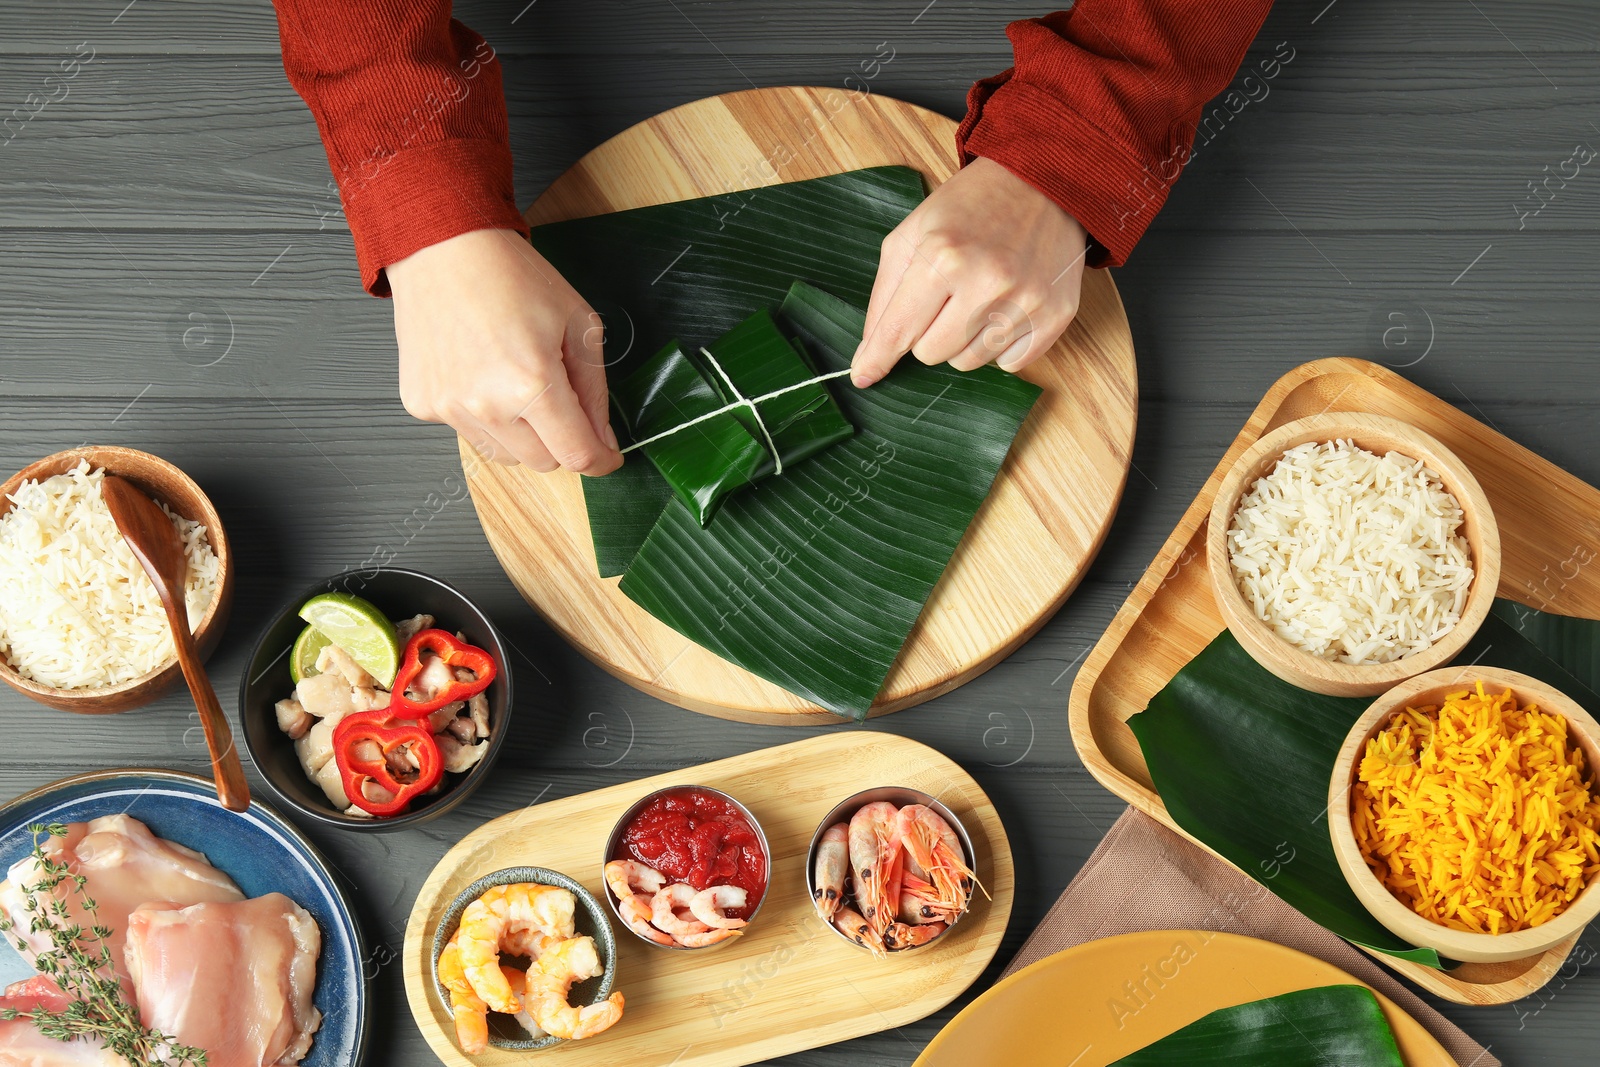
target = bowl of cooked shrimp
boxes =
[431,867,624,1054]
[602,784,771,951]
[807,786,981,956]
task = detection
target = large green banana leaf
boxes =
[1128,601,1600,968]
[1111,985,1403,1066]
[529,168,1042,718]
[619,283,1038,718]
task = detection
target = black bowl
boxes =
[239,567,512,832]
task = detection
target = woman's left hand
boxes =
[850,156,1088,387]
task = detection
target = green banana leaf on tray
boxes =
[1129,600,1600,969]
[528,167,1042,719]
[1110,985,1404,1066]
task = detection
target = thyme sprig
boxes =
[0,823,207,1066]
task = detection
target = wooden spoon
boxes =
[100,475,251,812]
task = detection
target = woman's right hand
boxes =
[387,227,622,476]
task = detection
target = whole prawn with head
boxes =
[896,804,983,916]
[848,802,904,940]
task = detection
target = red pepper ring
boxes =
[332,709,444,817]
[387,628,498,719]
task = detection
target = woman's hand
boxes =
[851,156,1088,387]
[387,228,622,475]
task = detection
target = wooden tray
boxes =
[463,85,1137,724]
[1068,357,1600,1006]
[402,732,1015,1066]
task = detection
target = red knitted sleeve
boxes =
[270,0,529,296]
[958,2,1278,267]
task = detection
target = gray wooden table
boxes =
[3,1,1597,1063]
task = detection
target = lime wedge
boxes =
[289,624,332,685]
[297,592,401,687]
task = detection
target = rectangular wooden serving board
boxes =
[1069,357,1600,1006]
[402,732,1014,1066]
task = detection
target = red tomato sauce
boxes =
[615,788,767,919]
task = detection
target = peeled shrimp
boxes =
[604,860,666,901]
[812,823,848,922]
[650,883,710,939]
[895,805,982,917]
[689,885,748,930]
[885,920,947,951]
[437,934,490,1054]
[525,936,625,1040]
[503,966,547,1040]
[831,904,885,957]
[456,884,577,1013]
[617,891,674,946]
[675,927,742,948]
[849,802,903,938]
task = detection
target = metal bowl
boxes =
[601,784,771,951]
[430,866,617,1052]
[806,786,978,954]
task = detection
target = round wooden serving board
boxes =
[464,86,1138,723]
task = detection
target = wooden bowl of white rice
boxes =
[0,446,232,712]
[1206,413,1499,697]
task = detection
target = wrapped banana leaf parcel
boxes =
[529,167,1042,719]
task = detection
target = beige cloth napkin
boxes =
[1000,807,1498,1067]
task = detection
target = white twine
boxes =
[698,347,783,474]
[618,366,852,457]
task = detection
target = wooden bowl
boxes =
[1329,667,1600,963]
[1206,412,1500,697]
[0,446,233,713]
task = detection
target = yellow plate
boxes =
[914,930,1456,1067]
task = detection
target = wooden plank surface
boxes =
[402,732,1015,1066]
[2,0,1599,1063]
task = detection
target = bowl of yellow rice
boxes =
[1329,667,1600,963]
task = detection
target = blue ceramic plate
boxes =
[0,769,369,1066]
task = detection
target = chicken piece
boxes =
[384,740,420,777]
[436,732,488,774]
[3,975,73,1013]
[314,642,380,688]
[309,748,352,809]
[445,716,476,744]
[275,697,314,740]
[125,894,322,1067]
[468,692,491,739]
[293,712,345,776]
[394,613,435,643]
[405,653,457,706]
[427,700,466,734]
[294,673,366,720]
[0,816,244,984]
[0,1018,122,1065]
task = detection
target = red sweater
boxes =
[272,1,1274,295]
